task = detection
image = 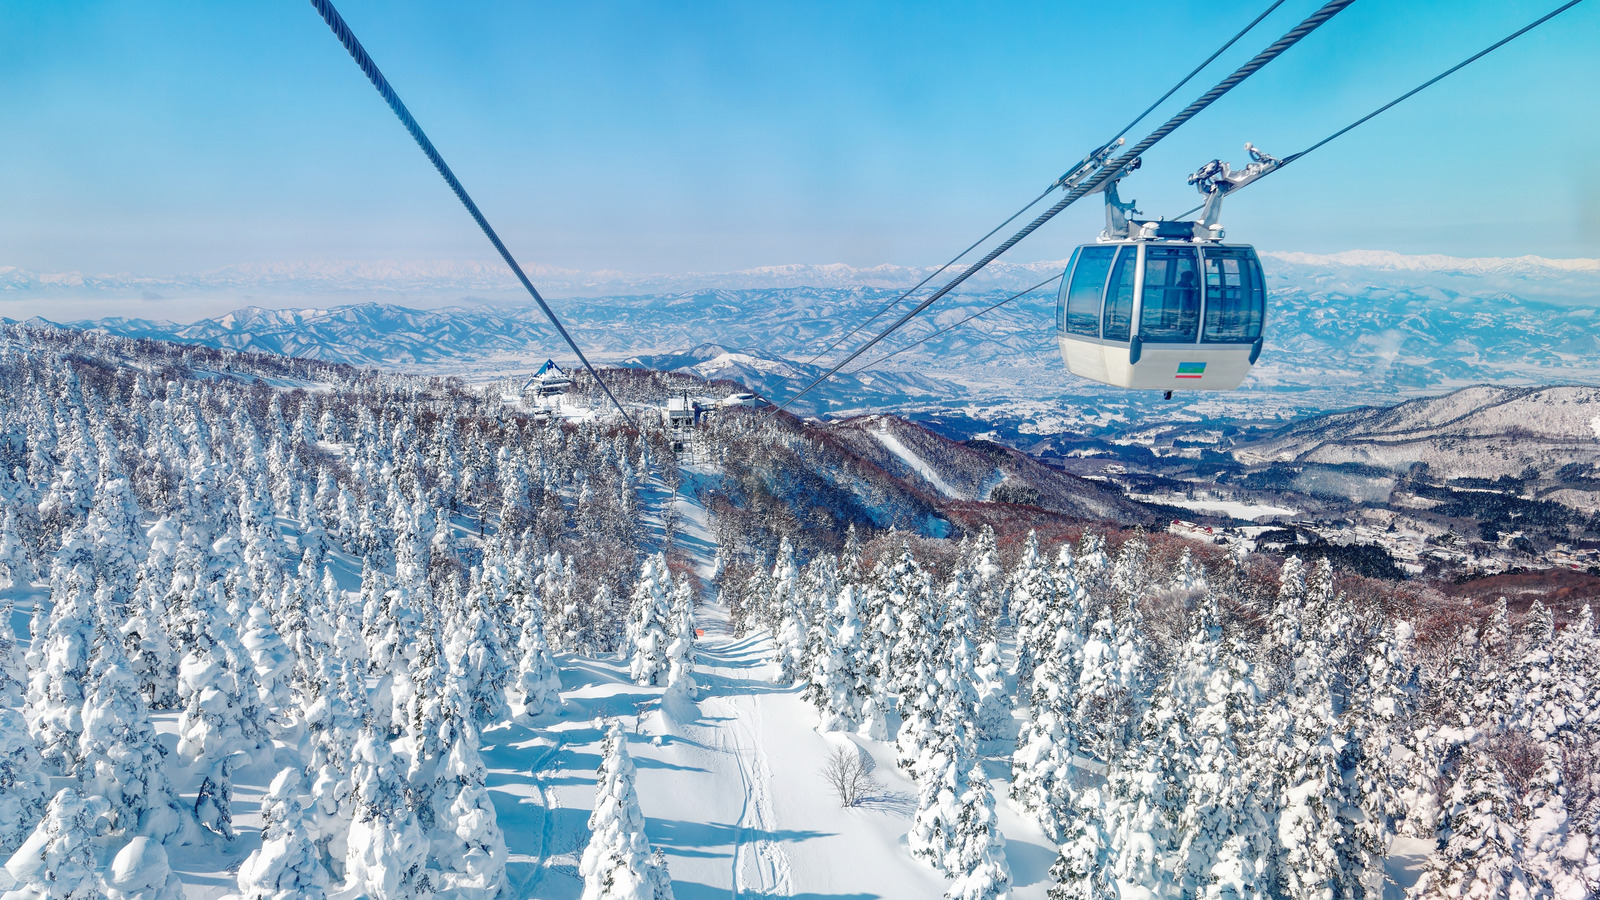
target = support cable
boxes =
[798,186,1054,370]
[1172,0,1588,220]
[845,274,1062,375]
[308,0,636,426]
[775,0,1355,415]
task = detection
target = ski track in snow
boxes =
[871,424,961,499]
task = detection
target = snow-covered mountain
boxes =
[1232,384,1600,491]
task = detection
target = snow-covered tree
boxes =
[510,610,562,721]
[2,787,110,900]
[236,770,331,900]
[579,722,674,900]
[24,571,96,772]
[0,708,49,856]
[971,638,1010,742]
[1410,746,1531,900]
[75,614,190,844]
[627,555,672,688]
[1004,528,1056,682]
[343,726,432,900]
[0,597,25,709]
[809,583,869,733]
[663,589,697,709]
[432,730,508,899]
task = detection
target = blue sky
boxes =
[2,0,1596,279]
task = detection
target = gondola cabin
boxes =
[1057,224,1265,391]
[1058,145,1278,392]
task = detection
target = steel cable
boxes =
[1171,0,1588,220]
[309,0,636,426]
[845,274,1063,376]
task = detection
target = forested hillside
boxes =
[0,322,1594,899]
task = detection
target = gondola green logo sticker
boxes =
[1176,362,1206,379]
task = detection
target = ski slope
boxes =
[511,467,1062,897]
[872,424,962,499]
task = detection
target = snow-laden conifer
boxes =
[0,708,49,856]
[663,587,698,709]
[809,583,868,733]
[579,722,674,900]
[2,787,109,899]
[448,569,512,730]
[511,605,562,721]
[343,726,432,900]
[236,769,331,900]
[0,597,25,709]
[75,612,190,845]
[972,639,1010,742]
[1007,532,1054,688]
[1410,746,1531,900]
[628,555,673,687]
[432,729,509,900]
[24,570,96,773]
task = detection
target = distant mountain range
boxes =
[4,249,1596,308]
[7,250,1597,436]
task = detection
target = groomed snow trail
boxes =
[871,422,962,499]
[491,462,1057,898]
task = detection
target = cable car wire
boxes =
[774,0,1355,415]
[798,186,1055,372]
[845,274,1063,376]
[307,0,636,427]
[1171,0,1588,220]
[797,0,1291,379]
[1103,0,1290,147]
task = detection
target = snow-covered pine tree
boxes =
[964,525,1004,628]
[343,726,433,900]
[239,600,295,736]
[2,787,110,899]
[236,769,331,900]
[0,597,24,708]
[1046,787,1114,900]
[628,555,672,688]
[1520,744,1585,900]
[0,708,49,856]
[579,722,674,900]
[772,554,814,686]
[1269,570,1346,900]
[808,583,868,733]
[75,612,190,845]
[24,569,96,773]
[510,602,562,721]
[1337,618,1416,900]
[1072,604,1146,763]
[432,729,508,900]
[663,585,698,708]
[1007,531,1054,688]
[121,573,180,711]
[448,569,512,730]
[909,703,1011,899]
[175,580,269,839]
[1410,745,1532,900]
[1170,590,1270,900]
[971,639,1010,742]
[1011,586,1084,841]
